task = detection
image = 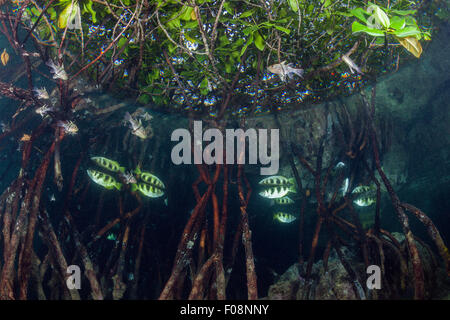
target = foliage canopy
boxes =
[13,0,448,118]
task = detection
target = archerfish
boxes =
[91,156,125,173]
[353,196,376,207]
[274,212,297,223]
[273,196,295,205]
[131,182,164,198]
[259,185,296,199]
[124,112,147,139]
[134,167,165,189]
[342,54,363,75]
[107,233,117,241]
[259,175,295,186]
[87,169,122,191]
[267,61,304,82]
[352,185,375,194]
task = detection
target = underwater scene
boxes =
[0,0,449,302]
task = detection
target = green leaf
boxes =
[30,7,40,16]
[374,6,390,28]
[352,21,385,36]
[404,16,419,27]
[184,21,198,29]
[326,25,334,35]
[390,9,416,16]
[260,22,274,28]
[374,37,385,45]
[335,11,353,17]
[240,10,255,18]
[225,61,232,73]
[58,3,79,29]
[275,18,289,24]
[167,17,181,29]
[274,25,291,34]
[389,16,406,30]
[180,6,194,21]
[147,69,159,83]
[243,26,257,36]
[83,0,97,23]
[288,0,299,12]
[223,2,233,14]
[240,33,253,56]
[200,77,208,89]
[138,94,151,104]
[254,32,265,51]
[117,37,128,49]
[232,38,244,48]
[219,34,230,45]
[350,8,368,23]
[49,8,57,20]
[393,26,422,38]
[168,42,177,53]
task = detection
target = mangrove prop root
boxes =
[237,164,257,300]
[400,203,450,276]
[64,212,104,300]
[38,210,80,300]
[363,88,425,299]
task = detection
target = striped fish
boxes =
[259,175,295,186]
[274,212,297,223]
[107,233,117,241]
[131,182,164,198]
[352,185,375,194]
[259,185,296,199]
[87,169,122,191]
[91,157,125,173]
[134,167,165,189]
[353,196,376,207]
[273,196,295,205]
